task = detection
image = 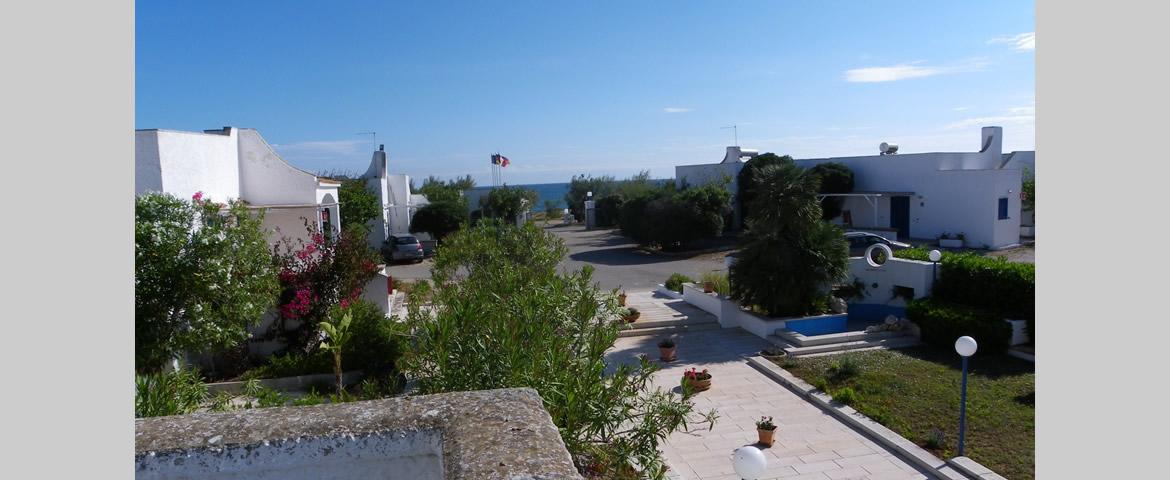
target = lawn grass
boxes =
[772,347,1034,480]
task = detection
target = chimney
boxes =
[379,144,384,152]
[980,126,1003,156]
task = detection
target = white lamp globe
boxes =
[732,446,768,479]
[928,249,942,262]
[955,336,978,357]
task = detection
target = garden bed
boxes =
[770,347,1034,480]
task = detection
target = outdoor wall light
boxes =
[954,335,978,456]
[731,446,767,479]
[928,250,942,262]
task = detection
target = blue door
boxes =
[889,196,910,240]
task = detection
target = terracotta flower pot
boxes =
[757,428,776,447]
[684,377,712,392]
[659,346,677,362]
[703,282,714,293]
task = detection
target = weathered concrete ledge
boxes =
[204,370,365,395]
[136,387,582,479]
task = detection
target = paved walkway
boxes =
[607,328,932,480]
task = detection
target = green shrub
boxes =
[401,220,715,476]
[241,351,333,380]
[832,387,859,406]
[932,254,1034,321]
[906,298,1012,355]
[618,182,731,250]
[293,388,326,406]
[665,273,693,293]
[207,391,236,412]
[242,378,287,408]
[341,299,406,377]
[135,368,208,418]
[595,194,624,227]
[829,356,861,379]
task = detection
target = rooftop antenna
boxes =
[356,132,376,151]
[721,125,738,146]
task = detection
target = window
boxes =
[998,197,1009,220]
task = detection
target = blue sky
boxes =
[136,1,1034,185]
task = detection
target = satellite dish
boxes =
[880,142,899,155]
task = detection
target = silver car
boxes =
[383,235,425,263]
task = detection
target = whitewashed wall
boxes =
[848,256,937,305]
[237,128,320,206]
[136,129,240,202]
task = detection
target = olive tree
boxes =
[135,192,280,372]
[400,220,716,478]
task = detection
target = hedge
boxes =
[932,254,1034,321]
[906,298,1012,355]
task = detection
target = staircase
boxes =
[617,291,721,337]
[766,327,920,357]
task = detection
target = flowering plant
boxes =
[756,416,776,431]
[682,368,711,381]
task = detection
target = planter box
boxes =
[1005,319,1031,346]
[655,283,684,300]
[938,238,964,248]
[206,370,366,395]
[682,283,724,319]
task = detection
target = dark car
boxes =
[382,234,425,263]
[845,232,911,257]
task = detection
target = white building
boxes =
[135,127,342,246]
[359,145,430,249]
[675,126,1034,250]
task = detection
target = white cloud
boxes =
[953,106,969,112]
[1008,105,1035,115]
[663,107,693,113]
[988,32,1035,52]
[844,59,989,83]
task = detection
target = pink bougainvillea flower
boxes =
[192,191,204,202]
[311,233,324,245]
[340,299,350,309]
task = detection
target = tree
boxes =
[616,181,730,250]
[338,179,380,231]
[410,201,466,241]
[417,175,473,207]
[400,220,715,477]
[482,185,538,221]
[730,163,849,317]
[135,192,280,372]
[806,162,855,220]
[318,307,353,394]
[736,153,795,224]
[564,174,616,221]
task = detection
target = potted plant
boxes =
[938,232,965,248]
[618,290,628,307]
[620,307,641,323]
[681,368,712,392]
[756,416,777,447]
[658,337,677,362]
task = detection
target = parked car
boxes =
[844,232,911,257]
[382,234,425,263]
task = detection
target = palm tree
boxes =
[730,163,849,317]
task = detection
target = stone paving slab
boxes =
[607,327,934,480]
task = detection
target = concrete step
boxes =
[781,336,921,357]
[774,328,905,347]
[617,321,721,338]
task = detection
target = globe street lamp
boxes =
[954,335,978,456]
[928,249,942,284]
[731,445,767,480]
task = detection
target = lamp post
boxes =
[954,336,978,456]
[928,249,942,285]
[731,446,767,480]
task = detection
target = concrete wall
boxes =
[135,129,240,202]
[847,256,936,310]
